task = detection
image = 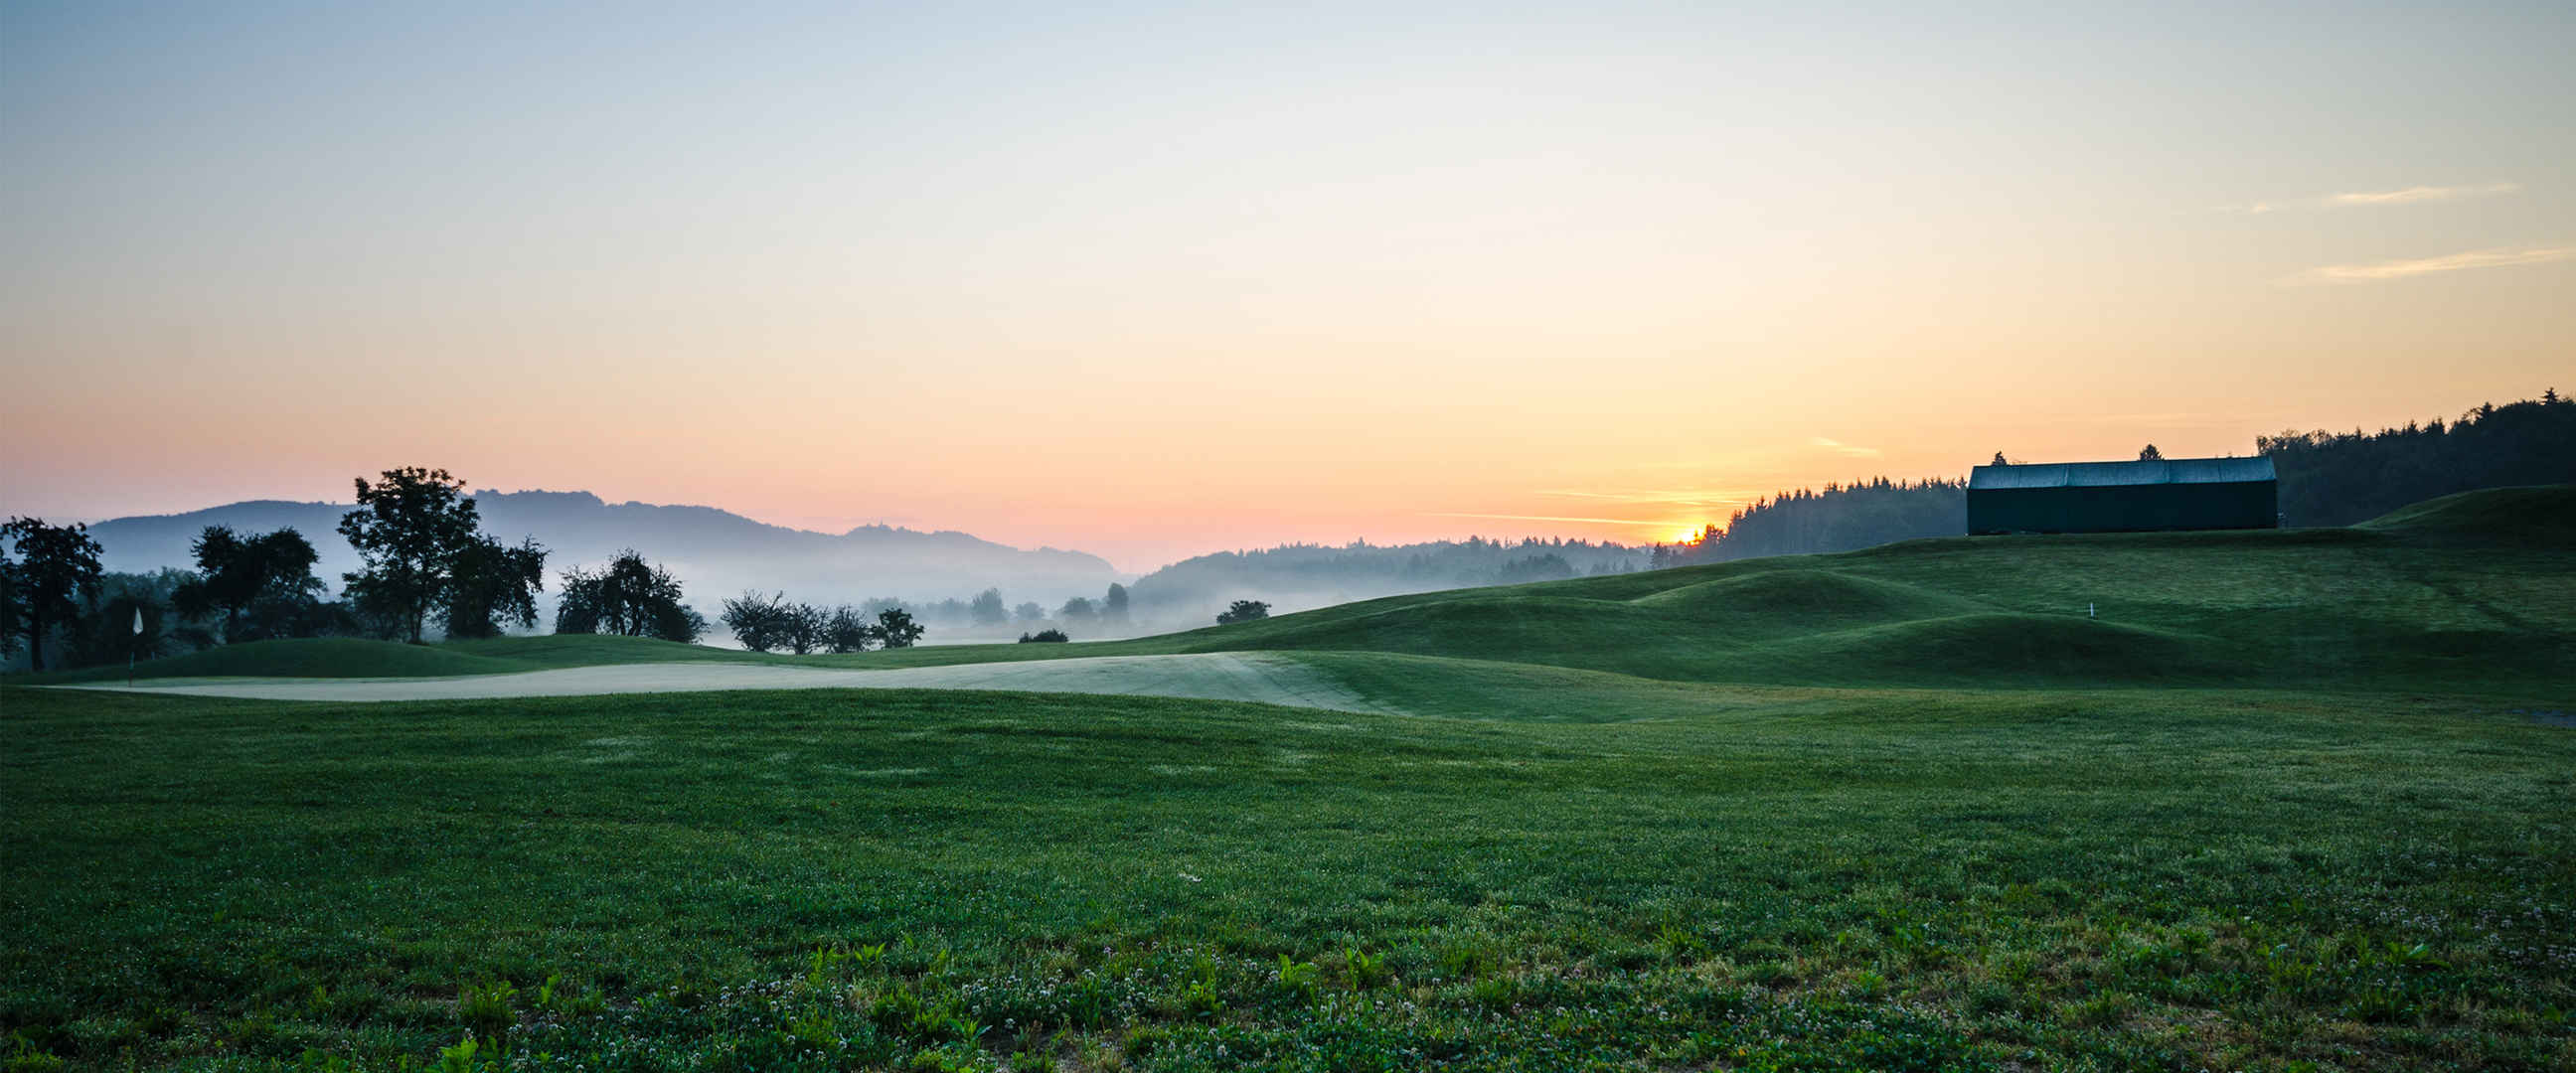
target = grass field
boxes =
[3,487,2572,1071]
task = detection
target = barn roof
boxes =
[1969,455,2275,491]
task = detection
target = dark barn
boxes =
[1968,456,2278,535]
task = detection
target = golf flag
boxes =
[132,606,144,634]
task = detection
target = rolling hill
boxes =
[37,485,2574,698]
[7,488,2571,1072]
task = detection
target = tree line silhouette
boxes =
[1655,387,2571,565]
[2256,388,2574,526]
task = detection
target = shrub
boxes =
[1017,629,1069,644]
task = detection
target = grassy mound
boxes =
[1627,568,1983,630]
[2357,483,2576,544]
[19,637,540,684]
[1767,612,2232,685]
[21,633,792,686]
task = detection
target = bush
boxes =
[1017,629,1069,643]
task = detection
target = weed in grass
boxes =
[1434,938,1499,981]
[432,1036,484,1073]
[454,981,515,1044]
[1342,947,1388,992]
[1272,954,1319,1002]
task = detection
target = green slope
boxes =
[4,680,2570,1070]
[1163,485,2573,691]
[22,485,2571,693]
[16,637,542,683]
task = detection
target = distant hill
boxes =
[1124,536,1647,630]
[81,490,1120,614]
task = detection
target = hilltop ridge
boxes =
[78,489,1121,609]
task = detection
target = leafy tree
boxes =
[1103,582,1130,625]
[658,604,710,645]
[557,549,700,642]
[1494,553,1574,583]
[2138,444,2165,461]
[72,576,178,668]
[969,587,1008,627]
[822,606,877,654]
[1018,629,1069,643]
[2257,388,2574,525]
[2,518,104,671]
[1663,477,1967,567]
[722,590,793,653]
[875,607,925,649]
[172,526,326,643]
[1058,596,1098,625]
[338,468,484,643]
[1215,599,1270,625]
[780,602,834,656]
[441,536,548,640]
[1012,601,1046,623]
[0,555,20,659]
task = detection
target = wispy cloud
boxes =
[2326,182,2520,207]
[2217,181,2519,215]
[1810,436,1881,458]
[2287,246,2576,285]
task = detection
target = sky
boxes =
[4,1,2571,571]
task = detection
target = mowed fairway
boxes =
[3,487,2572,1071]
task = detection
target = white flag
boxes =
[132,606,144,635]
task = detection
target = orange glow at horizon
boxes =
[4,5,2570,572]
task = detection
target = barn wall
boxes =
[1967,481,2277,535]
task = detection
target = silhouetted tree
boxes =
[969,587,1008,627]
[2257,388,2576,525]
[1012,601,1046,623]
[557,549,699,642]
[822,606,877,654]
[1103,582,1130,625]
[0,556,20,659]
[71,575,179,668]
[1058,596,1097,626]
[722,590,793,653]
[2138,444,2165,461]
[2,518,104,671]
[338,468,486,643]
[779,602,830,656]
[875,607,925,649]
[1215,599,1270,625]
[1664,478,1968,567]
[1018,629,1069,643]
[172,526,326,643]
[1495,553,1574,583]
[442,536,548,640]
